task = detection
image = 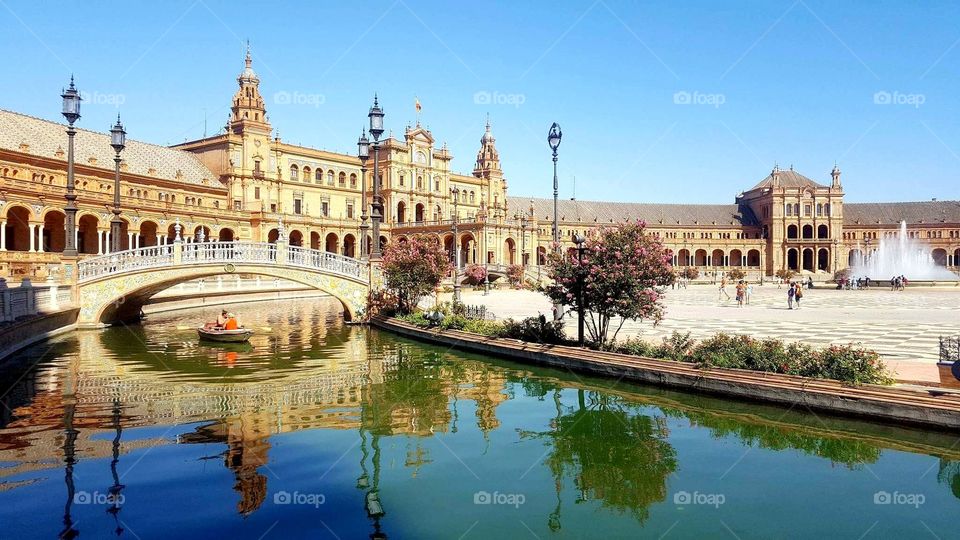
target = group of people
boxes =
[718,277,753,307]
[786,281,805,309]
[204,309,240,330]
[890,275,909,291]
[836,276,872,290]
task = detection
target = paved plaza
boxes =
[443,284,960,383]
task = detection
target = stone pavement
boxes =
[441,284,960,384]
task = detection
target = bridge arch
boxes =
[77,242,370,327]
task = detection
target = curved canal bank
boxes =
[373,317,960,431]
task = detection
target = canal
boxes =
[0,298,957,539]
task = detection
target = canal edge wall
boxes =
[373,317,960,431]
[0,308,78,367]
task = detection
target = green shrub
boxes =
[498,317,566,344]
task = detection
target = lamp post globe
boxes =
[61,77,82,257]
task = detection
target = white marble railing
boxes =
[77,241,368,283]
[0,279,74,322]
[78,244,174,281]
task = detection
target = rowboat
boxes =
[197,326,253,343]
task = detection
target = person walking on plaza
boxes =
[746,282,754,305]
[719,276,731,301]
[794,282,803,309]
[787,282,795,309]
[735,280,745,307]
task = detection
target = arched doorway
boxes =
[310,231,321,250]
[504,238,516,265]
[787,225,798,239]
[325,232,339,253]
[802,225,813,239]
[932,248,948,266]
[4,206,32,251]
[289,230,304,247]
[42,210,66,253]
[677,249,691,266]
[140,220,159,247]
[79,214,100,254]
[747,249,760,267]
[729,249,743,267]
[415,203,425,223]
[443,234,455,264]
[218,228,235,242]
[397,201,406,224]
[848,249,862,267]
[537,246,547,265]
[711,249,724,267]
[694,249,708,266]
[954,248,960,267]
[802,248,815,272]
[267,229,280,244]
[343,234,356,258]
[193,225,211,243]
[817,248,829,271]
[379,235,388,253]
[787,248,799,270]
[817,225,829,239]
[460,233,476,265]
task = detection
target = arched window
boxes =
[824,203,831,216]
[339,172,346,187]
[290,165,299,181]
[302,166,311,180]
[785,204,793,216]
[315,168,323,183]
[350,173,357,188]
[417,176,423,190]
[327,171,334,185]
[470,191,475,204]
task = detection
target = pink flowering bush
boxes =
[463,264,487,285]
[382,236,452,314]
[545,220,675,346]
[506,264,525,288]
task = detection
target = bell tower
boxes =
[831,164,842,188]
[474,116,507,211]
[229,43,270,135]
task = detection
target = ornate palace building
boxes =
[0,50,958,281]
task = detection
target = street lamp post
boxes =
[450,186,462,303]
[368,96,385,259]
[547,123,562,252]
[109,115,126,253]
[357,130,370,260]
[483,207,490,295]
[833,238,839,274]
[61,77,82,257]
[518,213,527,269]
[547,123,562,321]
[573,233,586,346]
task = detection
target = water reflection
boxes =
[0,298,958,538]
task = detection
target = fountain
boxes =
[849,220,958,281]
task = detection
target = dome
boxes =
[238,47,258,83]
[481,122,494,144]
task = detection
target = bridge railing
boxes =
[78,241,369,283]
[182,241,275,264]
[287,246,368,280]
[78,244,175,281]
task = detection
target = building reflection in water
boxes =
[0,298,958,536]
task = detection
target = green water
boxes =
[0,298,957,539]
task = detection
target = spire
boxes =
[831,162,842,188]
[229,42,268,134]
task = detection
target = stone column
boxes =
[127,232,134,250]
[0,220,6,251]
[38,225,45,253]
[28,223,36,252]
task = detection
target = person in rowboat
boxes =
[223,312,240,330]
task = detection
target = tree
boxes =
[775,268,796,282]
[727,268,746,280]
[506,264,525,288]
[463,263,487,285]
[381,236,451,314]
[679,267,699,280]
[544,221,675,346]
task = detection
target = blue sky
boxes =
[2,0,959,203]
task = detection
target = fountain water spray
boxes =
[849,221,958,280]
